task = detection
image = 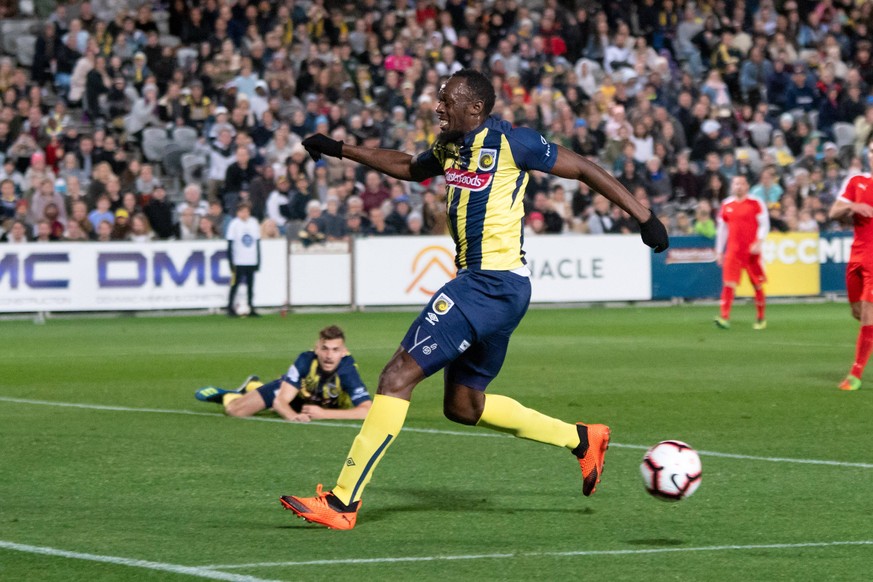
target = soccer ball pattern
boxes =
[640,440,702,501]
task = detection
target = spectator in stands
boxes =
[750,166,785,205]
[144,186,176,240]
[322,196,346,241]
[87,194,114,232]
[128,213,154,243]
[359,170,391,215]
[2,220,29,243]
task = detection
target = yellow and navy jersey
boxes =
[281,351,370,409]
[415,117,558,270]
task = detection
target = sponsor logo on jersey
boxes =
[425,312,439,325]
[422,342,439,355]
[477,148,497,171]
[444,168,494,192]
[433,293,454,315]
[458,340,470,353]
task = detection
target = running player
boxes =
[714,174,770,330]
[280,69,669,530]
[828,140,873,391]
[195,325,371,420]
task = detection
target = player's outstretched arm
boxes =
[549,146,669,252]
[301,134,433,182]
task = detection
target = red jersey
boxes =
[839,173,873,265]
[716,195,769,256]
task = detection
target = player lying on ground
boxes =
[279,69,669,530]
[195,325,372,420]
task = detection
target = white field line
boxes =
[0,540,281,582]
[201,540,873,570]
[2,396,873,469]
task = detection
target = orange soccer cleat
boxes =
[573,423,611,496]
[279,484,361,530]
[838,375,861,391]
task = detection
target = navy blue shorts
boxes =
[255,379,303,412]
[400,269,531,391]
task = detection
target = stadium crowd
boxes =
[0,0,872,245]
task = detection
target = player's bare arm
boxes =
[550,146,668,252]
[830,198,873,220]
[549,146,651,223]
[272,381,307,422]
[300,134,435,182]
[302,400,372,420]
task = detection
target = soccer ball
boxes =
[640,440,702,501]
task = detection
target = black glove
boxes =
[639,211,669,253]
[301,134,343,161]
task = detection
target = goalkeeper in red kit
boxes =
[714,175,770,330]
[828,140,873,391]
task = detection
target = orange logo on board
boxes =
[405,245,456,296]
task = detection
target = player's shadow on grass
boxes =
[625,538,684,547]
[357,487,595,524]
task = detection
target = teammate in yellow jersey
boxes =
[280,69,669,530]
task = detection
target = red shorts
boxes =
[845,262,873,303]
[722,252,766,287]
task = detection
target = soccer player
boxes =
[714,175,770,330]
[194,325,372,420]
[828,141,873,391]
[280,69,669,530]
[226,201,261,317]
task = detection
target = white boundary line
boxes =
[2,396,873,469]
[0,540,281,582]
[200,540,873,570]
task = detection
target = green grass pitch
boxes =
[1,303,872,581]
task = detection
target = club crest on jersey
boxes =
[433,293,454,315]
[444,168,493,192]
[477,149,497,171]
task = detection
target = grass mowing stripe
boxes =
[0,540,282,582]
[201,540,873,569]
[2,396,872,469]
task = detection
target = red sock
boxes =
[720,286,735,320]
[754,287,766,321]
[850,325,873,379]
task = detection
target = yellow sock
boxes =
[476,394,580,449]
[332,394,409,505]
[222,393,242,406]
[244,381,264,393]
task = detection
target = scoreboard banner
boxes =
[0,240,287,312]
[353,235,652,306]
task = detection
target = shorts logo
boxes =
[345,457,356,466]
[477,149,497,172]
[458,340,470,353]
[433,293,454,315]
[425,312,439,325]
[422,342,439,355]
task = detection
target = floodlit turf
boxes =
[1,302,872,581]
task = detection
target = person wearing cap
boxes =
[226,201,261,317]
[715,174,770,331]
[690,119,722,162]
[284,69,668,530]
[384,194,412,234]
[828,138,873,390]
[110,208,131,240]
[785,64,819,112]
